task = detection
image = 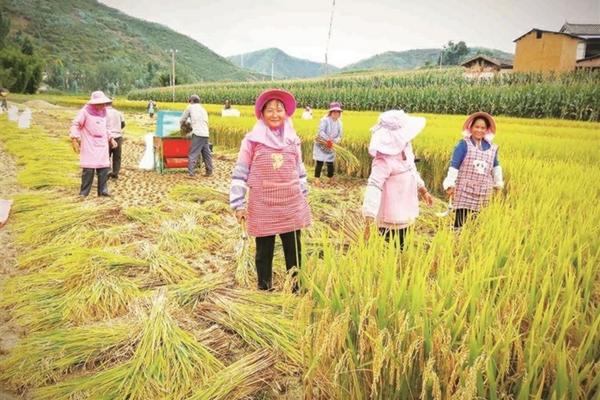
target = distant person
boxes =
[442,112,504,228]
[229,89,311,292]
[0,88,8,112]
[106,100,126,179]
[222,100,240,117]
[70,91,117,197]
[181,94,212,177]
[362,110,433,248]
[147,99,157,118]
[312,102,343,185]
[301,105,313,120]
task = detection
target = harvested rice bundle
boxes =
[202,292,301,364]
[0,322,137,391]
[14,203,117,247]
[188,349,277,400]
[2,250,148,330]
[158,215,222,256]
[138,242,198,286]
[123,205,170,225]
[234,222,254,288]
[169,274,230,308]
[34,292,223,400]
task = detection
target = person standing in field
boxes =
[312,102,343,186]
[70,91,117,197]
[362,110,433,249]
[301,105,313,120]
[181,94,212,177]
[442,111,504,228]
[229,89,311,292]
[147,99,157,118]
[106,100,125,179]
[0,88,8,112]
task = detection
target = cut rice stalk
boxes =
[188,349,277,400]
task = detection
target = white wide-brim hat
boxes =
[368,110,426,156]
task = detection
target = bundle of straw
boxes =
[188,350,277,400]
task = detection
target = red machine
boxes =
[153,137,191,173]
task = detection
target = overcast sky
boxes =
[100,0,599,67]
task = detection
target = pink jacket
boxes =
[70,106,110,169]
[362,144,425,228]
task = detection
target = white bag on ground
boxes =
[18,108,32,129]
[138,133,155,170]
[8,106,18,121]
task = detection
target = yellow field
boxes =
[0,99,598,399]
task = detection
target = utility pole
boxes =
[169,49,178,102]
[325,0,336,76]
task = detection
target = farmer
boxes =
[362,110,433,249]
[442,112,504,228]
[313,102,343,185]
[147,99,157,118]
[106,100,126,179]
[229,89,311,292]
[301,105,313,120]
[70,90,117,197]
[181,94,212,177]
[224,99,232,110]
[0,88,8,112]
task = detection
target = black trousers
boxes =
[255,230,301,291]
[379,227,408,250]
[109,137,123,177]
[314,161,334,178]
[454,208,475,228]
[80,167,109,196]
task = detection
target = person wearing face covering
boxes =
[70,90,117,197]
[362,110,433,249]
[229,89,311,292]
[442,112,504,228]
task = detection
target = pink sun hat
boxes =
[328,101,343,114]
[87,90,112,105]
[254,89,296,119]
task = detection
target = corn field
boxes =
[127,69,600,121]
[0,100,599,399]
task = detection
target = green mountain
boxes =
[228,48,340,79]
[0,0,262,93]
[342,47,514,71]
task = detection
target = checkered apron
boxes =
[453,139,498,211]
[247,143,312,237]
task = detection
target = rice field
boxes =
[0,98,599,399]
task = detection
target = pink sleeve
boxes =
[362,155,392,218]
[367,156,392,189]
[236,138,255,167]
[69,109,86,139]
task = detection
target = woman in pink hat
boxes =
[229,89,311,292]
[312,101,343,185]
[442,112,504,228]
[362,110,433,249]
[70,90,117,197]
